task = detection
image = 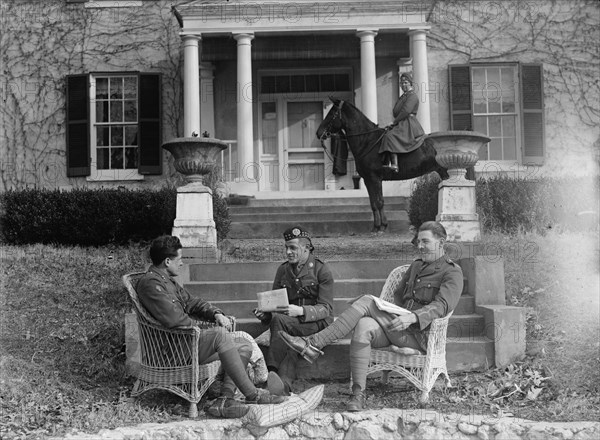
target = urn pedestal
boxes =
[426,131,491,242]
[162,137,227,263]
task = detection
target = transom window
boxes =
[91,75,139,174]
[260,71,351,95]
[471,66,518,161]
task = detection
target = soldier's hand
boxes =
[276,305,304,317]
[253,308,267,321]
[387,313,417,332]
[215,313,232,329]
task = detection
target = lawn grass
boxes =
[1,231,598,438]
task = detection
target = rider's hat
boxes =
[400,73,414,85]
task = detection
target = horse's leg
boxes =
[364,176,387,233]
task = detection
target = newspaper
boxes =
[256,288,289,312]
[368,294,412,315]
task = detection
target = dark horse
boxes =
[317,97,448,232]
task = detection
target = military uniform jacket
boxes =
[137,266,223,329]
[392,255,463,350]
[272,254,334,324]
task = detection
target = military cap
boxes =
[283,226,311,241]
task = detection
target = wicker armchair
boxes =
[122,272,236,418]
[367,265,453,404]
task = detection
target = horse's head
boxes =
[316,97,344,143]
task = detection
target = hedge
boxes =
[0,186,231,246]
[408,173,599,234]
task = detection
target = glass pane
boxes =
[96,78,108,99]
[501,67,515,96]
[473,97,487,114]
[305,74,319,92]
[111,126,123,146]
[320,74,334,91]
[125,147,138,169]
[473,116,488,134]
[261,102,277,155]
[111,148,124,169]
[96,101,108,123]
[486,67,500,86]
[110,101,123,122]
[488,99,501,113]
[97,148,109,169]
[125,126,138,145]
[503,138,516,160]
[275,76,290,93]
[290,75,305,93]
[489,116,501,136]
[124,77,137,98]
[502,99,515,113]
[489,138,503,160]
[478,144,489,161]
[124,100,137,122]
[261,76,275,94]
[502,116,516,137]
[110,77,123,99]
[96,126,109,146]
[472,68,486,90]
[334,73,350,91]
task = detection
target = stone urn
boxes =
[161,137,229,263]
[162,137,228,186]
[424,131,491,242]
[427,130,490,181]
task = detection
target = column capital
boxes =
[181,34,201,43]
[356,29,378,39]
[408,29,429,39]
[233,33,254,42]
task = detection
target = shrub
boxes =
[407,174,599,234]
[408,172,441,229]
[0,182,232,245]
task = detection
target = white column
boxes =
[182,35,201,137]
[234,33,255,181]
[357,30,378,123]
[409,29,431,134]
[199,62,215,137]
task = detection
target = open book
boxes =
[256,288,289,313]
[367,294,412,315]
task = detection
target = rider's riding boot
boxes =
[390,154,399,172]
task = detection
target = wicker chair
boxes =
[366,265,453,404]
[122,272,236,418]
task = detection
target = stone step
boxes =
[229,202,407,215]
[254,336,494,376]
[229,210,408,223]
[229,218,410,238]
[232,196,408,208]
[189,259,419,281]
[235,310,483,340]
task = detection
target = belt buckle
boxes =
[406,299,414,309]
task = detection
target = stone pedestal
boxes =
[426,131,491,242]
[171,182,219,263]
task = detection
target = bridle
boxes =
[319,100,389,162]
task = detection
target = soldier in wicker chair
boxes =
[279,221,463,411]
[137,235,285,418]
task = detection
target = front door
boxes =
[258,98,327,191]
[284,101,325,191]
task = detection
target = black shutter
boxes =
[448,65,472,131]
[138,73,162,175]
[448,65,476,179]
[520,64,545,165]
[66,74,90,177]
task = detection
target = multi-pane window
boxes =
[93,76,139,171]
[471,66,518,161]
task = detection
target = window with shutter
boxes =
[448,63,545,168]
[68,72,162,181]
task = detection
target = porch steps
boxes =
[227,196,410,238]
[186,258,495,378]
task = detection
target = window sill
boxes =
[86,170,145,181]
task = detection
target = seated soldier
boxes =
[254,226,334,396]
[279,221,463,411]
[137,235,286,418]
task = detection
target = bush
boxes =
[408,174,599,234]
[0,183,232,245]
[408,172,441,229]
